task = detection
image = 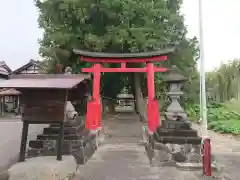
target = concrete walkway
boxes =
[75,113,206,180]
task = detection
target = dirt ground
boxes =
[75,113,240,180]
[0,118,47,173]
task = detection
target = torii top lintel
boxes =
[73,48,175,63]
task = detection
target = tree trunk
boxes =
[131,73,138,112]
[107,100,116,113]
[133,72,143,115]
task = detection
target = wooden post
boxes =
[0,97,2,115]
[131,73,137,113]
[57,90,68,161]
[57,121,64,161]
[17,96,20,114]
[19,120,29,162]
[2,96,5,115]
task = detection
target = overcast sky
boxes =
[0,0,239,71]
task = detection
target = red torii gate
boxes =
[74,48,174,134]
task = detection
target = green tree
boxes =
[36,0,199,111]
[206,59,240,103]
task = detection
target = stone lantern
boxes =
[163,66,187,121]
[64,66,73,74]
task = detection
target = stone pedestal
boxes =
[27,118,101,165]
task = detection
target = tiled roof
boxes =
[11,59,45,74]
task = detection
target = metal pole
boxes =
[199,70,202,124]
[198,0,208,137]
[198,0,212,176]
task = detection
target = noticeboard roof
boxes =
[0,88,21,96]
[0,74,90,89]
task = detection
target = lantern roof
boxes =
[163,66,187,82]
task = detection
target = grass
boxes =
[224,99,240,114]
[186,101,240,135]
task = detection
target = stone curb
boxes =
[0,171,9,180]
[176,162,218,172]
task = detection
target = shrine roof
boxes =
[0,74,90,89]
[73,48,175,61]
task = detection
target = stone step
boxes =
[28,147,71,156]
[27,147,72,157]
[49,121,84,127]
[43,125,88,136]
[37,134,80,140]
[161,120,191,130]
[36,131,94,142]
[49,124,75,127]
[29,140,83,149]
[29,140,44,149]
[43,127,78,135]
[155,136,201,145]
[156,128,198,137]
[28,139,97,165]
